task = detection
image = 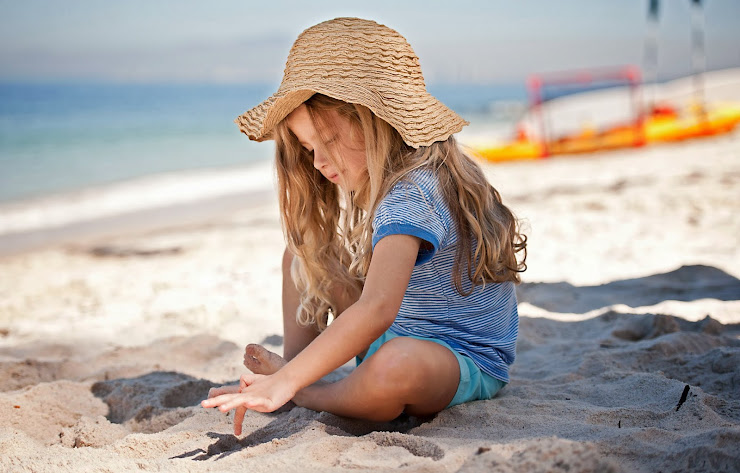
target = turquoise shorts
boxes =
[356,329,506,409]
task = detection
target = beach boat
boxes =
[472,102,740,162]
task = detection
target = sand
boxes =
[1,77,740,472]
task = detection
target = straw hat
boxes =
[235,17,468,148]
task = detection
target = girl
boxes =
[202,17,526,435]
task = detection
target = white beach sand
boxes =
[1,74,739,472]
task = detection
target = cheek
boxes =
[348,159,367,187]
[347,149,367,175]
[335,141,367,188]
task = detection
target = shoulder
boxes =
[379,167,446,212]
[392,167,441,195]
[372,167,452,256]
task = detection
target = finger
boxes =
[208,385,240,398]
[221,393,275,413]
[218,395,252,413]
[233,405,247,436]
[201,393,240,409]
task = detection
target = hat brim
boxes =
[235,83,468,149]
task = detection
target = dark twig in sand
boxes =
[675,385,690,411]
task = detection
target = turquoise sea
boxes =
[0,82,526,204]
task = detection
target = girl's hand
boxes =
[201,372,296,436]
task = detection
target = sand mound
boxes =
[92,371,217,433]
[60,416,129,448]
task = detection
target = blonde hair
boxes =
[275,94,526,330]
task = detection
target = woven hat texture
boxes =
[235,17,468,148]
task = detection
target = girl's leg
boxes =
[296,337,460,421]
[278,248,361,361]
[281,248,319,361]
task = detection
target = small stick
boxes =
[675,385,690,411]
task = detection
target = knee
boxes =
[363,338,425,397]
[282,248,294,275]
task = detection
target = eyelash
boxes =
[304,137,337,154]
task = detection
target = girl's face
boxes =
[286,104,368,192]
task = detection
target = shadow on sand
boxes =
[170,409,427,461]
[517,265,740,314]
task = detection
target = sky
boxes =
[1,0,739,85]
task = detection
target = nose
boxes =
[312,148,329,171]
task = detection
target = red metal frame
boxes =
[527,66,644,157]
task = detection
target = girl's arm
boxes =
[278,233,420,388]
[202,233,421,417]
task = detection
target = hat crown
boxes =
[235,17,468,148]
[280,17,426,93]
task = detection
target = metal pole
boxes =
[644,0,660,113]
[691,0,707,124]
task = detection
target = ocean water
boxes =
[0,82,280,204]
[0,82,525,202]
[0,82,524,240]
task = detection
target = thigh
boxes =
[360,336,461,417]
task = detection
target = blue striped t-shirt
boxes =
[371,167,518,383]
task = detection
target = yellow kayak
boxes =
[472,103,740,162]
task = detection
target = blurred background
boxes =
[1,0,738,217]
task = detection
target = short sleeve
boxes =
[372,173,449,265]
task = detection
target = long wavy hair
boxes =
[275,94,527,331]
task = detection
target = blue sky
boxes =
[1,0,738,84]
